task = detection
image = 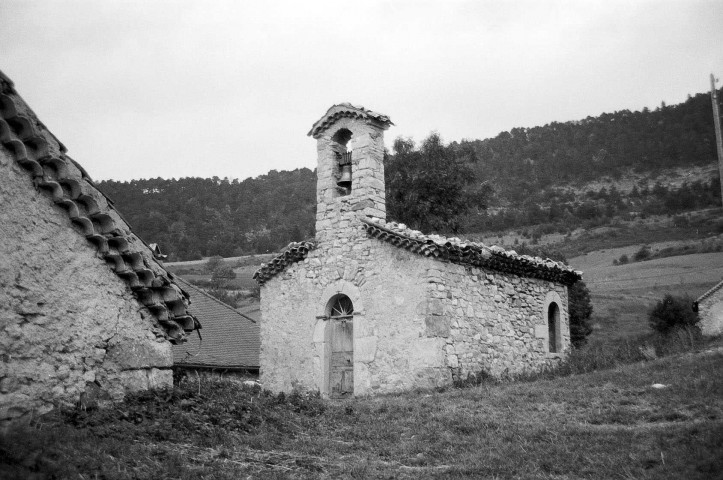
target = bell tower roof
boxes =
[307,103,393,139]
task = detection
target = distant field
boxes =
[570,250,723,343]
[162,215,723,347]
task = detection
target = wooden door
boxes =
[329,319,353,398]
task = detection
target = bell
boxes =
[337,164,352,190]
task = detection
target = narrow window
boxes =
[548,302,560,353]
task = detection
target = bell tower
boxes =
[308,103,393,245]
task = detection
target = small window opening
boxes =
[331,129,353,197]
[328,294,354,319]
[548,302,560,353]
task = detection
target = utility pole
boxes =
[711,74,723,207]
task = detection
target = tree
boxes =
[648,294,698,334]
[568,281,594,348]
[385,133,490,233]
[205,255,224,273]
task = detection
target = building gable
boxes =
[0,70,198,343]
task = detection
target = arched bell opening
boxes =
[331,128,354,197]
[325,294,354,398]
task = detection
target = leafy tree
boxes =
[648,294,698,334]
[385,133,490,233]
[205,255,224,273]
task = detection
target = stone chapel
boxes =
[254,103,582,397]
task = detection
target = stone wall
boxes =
[0,150,173,424]
[427,262,570,379]
[698,286,723,336]
[259,235,449,395]
[259,223,570,394]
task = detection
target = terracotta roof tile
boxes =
[361,217,583,285]
[172,278,259,369]
[253,241,315,285]
[0,70,199,343]
[307,103,393,139]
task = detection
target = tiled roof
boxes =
[697,278,723,303]
[307,103,393,139]
[0,70,199,343]
[172,277,260,369]
[361,218,583,285]
[253,241,315,285]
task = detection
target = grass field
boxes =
[2,343,721,479]
[570,250,723,343]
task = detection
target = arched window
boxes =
[329,294,354,318]
[331,128,353,197]
[548,302,560,353]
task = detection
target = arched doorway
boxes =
[548,302,560,353]
[327,294,354,398]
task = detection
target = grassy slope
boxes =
[2,345,722,479]
[570,250,723,343]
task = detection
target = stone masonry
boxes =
[696,279,723,336]
[255,104,580,396]
[0,71,198,424]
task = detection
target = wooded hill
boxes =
[98,89,722,261]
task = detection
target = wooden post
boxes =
[711,74,723,207]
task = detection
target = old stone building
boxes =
[254,104,582,397]
[694,279,723,336]
[0,71,199,424]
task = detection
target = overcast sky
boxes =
[1,0,722,182]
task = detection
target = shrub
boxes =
[648,294,699,334]
[633,245,651,262]
[618,254,629,264]
[569,281,594,348]
[205,255,224,273]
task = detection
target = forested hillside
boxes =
[98,89,721,261]
[99,169,316,260]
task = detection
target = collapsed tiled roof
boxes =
[0,70,199,343]
[697,278,723,303]
[307,103,393,139]
[361,218,582,285]
[172,277,259,369]
[253,241,315,285]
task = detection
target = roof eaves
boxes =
[307,103,394,138]
[360,217,582,285]
[253,241,316,285]
[697,278,723,303]
[0,70,199,343]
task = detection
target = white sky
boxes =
[1,0,722,182]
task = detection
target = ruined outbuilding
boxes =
[0,71,199,423]
[694,279,723,336]
[254,104,582,397]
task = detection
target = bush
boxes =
[633,245,651,262]
[648,294,699,334]
[618,254,629,264]
[569,281,594,348]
